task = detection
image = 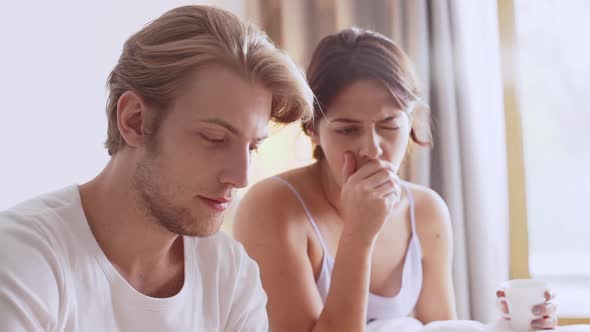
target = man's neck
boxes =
[78,157,185,297]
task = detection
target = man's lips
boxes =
[198,195,231,212]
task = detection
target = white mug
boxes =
[496,279,550,331]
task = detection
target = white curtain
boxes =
[429,0,510,322]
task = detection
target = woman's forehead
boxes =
[329,80,402,108]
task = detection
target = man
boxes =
[0,5,312,331]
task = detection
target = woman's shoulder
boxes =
[242,166,313,207]
[402,181,452,248]
[234,165,316,233]
[402,182,448,217]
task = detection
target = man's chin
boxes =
[185,227,221,238]
[182,216,224,237]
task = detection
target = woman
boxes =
[234,28,556,331]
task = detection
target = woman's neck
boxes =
[314,160,344,219]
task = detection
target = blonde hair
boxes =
[105,5,313,155]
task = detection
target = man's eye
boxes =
[200,134,225,143]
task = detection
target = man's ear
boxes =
[116,90,148,149]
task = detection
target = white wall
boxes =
[0,0,246,209]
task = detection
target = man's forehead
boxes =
[173,65,273,140]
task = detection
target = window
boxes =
[514,0,590,318]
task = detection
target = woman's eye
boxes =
[380,126,400,131]
[336,127,359,135]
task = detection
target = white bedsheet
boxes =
[366,317,590,332]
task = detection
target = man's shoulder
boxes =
[0,188,79,318]
[0,185,83,266]
[1,185,81,226]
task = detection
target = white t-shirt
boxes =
[0,185,268,332]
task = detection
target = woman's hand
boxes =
[339,152,401,242]
[496,290,558,330]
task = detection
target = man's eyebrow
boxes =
[200,118,240,134]
[199,118,268,140]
